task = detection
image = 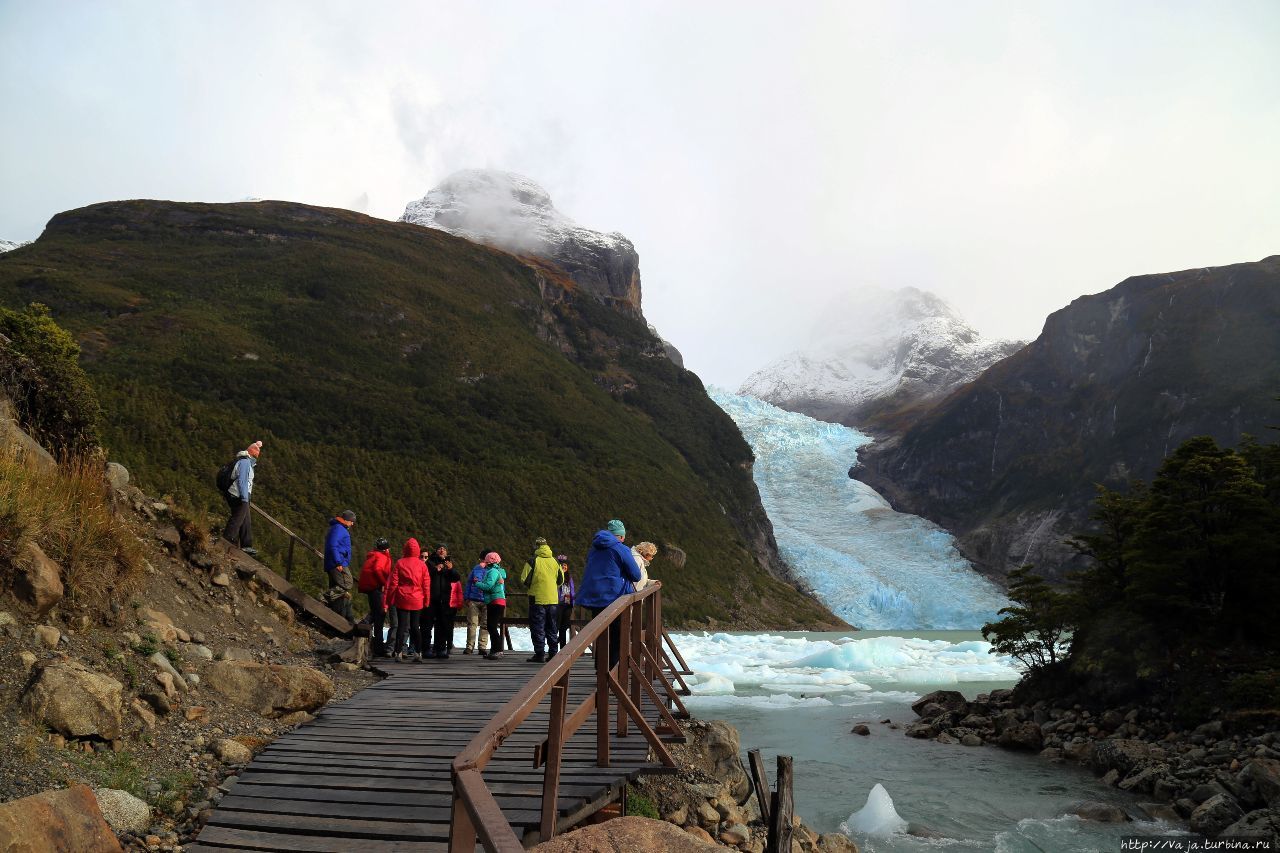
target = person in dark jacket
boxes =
[358,537,393,656]
[323,510,357,621]
[424,544,461,658]
[385,538,429,661]
[579,519,641,668]
[555,554,576,650]
[221,441,261,555]
[462,547,495,654]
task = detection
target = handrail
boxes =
[248,503,323,581]
[450,582,689,850]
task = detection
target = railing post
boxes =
[647,590,661,684]
[616,605,631,738]
[596,621,611,767]
[449,770,476,853]
[540,681,568,840]
[286,537,296,582]
[629,599,643,721]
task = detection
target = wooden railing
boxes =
[449,582,691,851]
[249,503,324,581]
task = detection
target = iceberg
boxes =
[841,783,908,836]
[709,388,1008,629]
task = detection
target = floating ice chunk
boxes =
[689,673,735,694]
[841,783,908,836]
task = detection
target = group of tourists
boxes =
[218,442,662,667]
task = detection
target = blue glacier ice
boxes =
[710,388,1007,629]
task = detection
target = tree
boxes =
[982,566,1074,672]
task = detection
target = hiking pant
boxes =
[529,603,559,655]
[486,603,505,653]
[557,603,574,648]
[589,606,622,669]
[393,607,422,657]
[365,591,386,655]
[222,496,253,549]
[464,600,488,651]
[431,606,456,655]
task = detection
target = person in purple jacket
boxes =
[555,554,576,650]
[578,519,641,668]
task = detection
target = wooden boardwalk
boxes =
[189,652,677,852]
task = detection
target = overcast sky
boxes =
[2,1,1277,386]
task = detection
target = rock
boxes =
[18,650,37,671]
[93,788,151,833]
[154,671,179,699]
[1039,747,1064,762]
[174,626,190,643]
[1221,808,1280,843]
[1190,793,1245,836]
[960,734,983,747]
[911,690,968,717]
[664,805,688,826]
[1092,738,1156,777]
[217,647,255,661]
[935,732,959,745]
[153,525,181,549]
[695,801,720,827]
[187,644,214,661]
[1191,782,1229,805]
[213,738,253,764]
[131,698,157,728]
[138,607,178,644]
[268,598,293,621]
[139,690,171,715]
[530,816,719,851]
[997,721,1043,751]
[720,823,750,845]
[693,720,752,804]
[1137,802,1181,822]
[1239,758,1280,808]
[34,624,60,648]
[1119,764,1168,794]
[1070,801,1129,822]
[334,662,360,672]
[0,398,58,473]
[211,572,231,587]
[0,784,123,851]
[22,660,124,739]
[959,714,992,729]
[1062,739,1095,763]
[104,462,130,491]
[184,706,209,723]
[916,702,946,719]
[904,722,936,739]
[277,710,315,727]
[14,541,64,617]
[1101,769,1121,787]
[148,652,188,691]
[206,660,335,718]
[817,833,859,853]
[851,724,870,736]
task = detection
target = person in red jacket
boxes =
[384,538,429,661]
[358,537,393,657]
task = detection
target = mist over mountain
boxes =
[740,286,1024,431]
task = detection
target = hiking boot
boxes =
[484,651,502,660]
[242,547,259,557]
[423,649,437,659]
[462,648,473,655]
[527,654,546,664]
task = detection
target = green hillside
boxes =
[0,200,840,628]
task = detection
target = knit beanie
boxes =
[606,519,626,538]
[484,552,501,565]
[247,440,263,458]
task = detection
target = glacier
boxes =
[710,388,1007,629]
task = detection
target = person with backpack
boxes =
[474,552,508,660]
[219,441,262,556]
[579,519,641,669]
[555,554,576,650]
[323,510,357,621]
[521,537,564,663]
[424,544,461,659]
[462,548,495,655]
[385,538,429,661]
[358,537,393,657]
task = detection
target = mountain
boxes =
[854,256,1280,583]
[0,239,30,253]
[739,287,1024,431]
[0,199,843,629]
[401,170,642,315]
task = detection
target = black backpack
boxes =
[215,458,238,493]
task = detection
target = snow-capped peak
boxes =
[0,239,30,253]
[399,169,642,312]
[739,287,1024,428]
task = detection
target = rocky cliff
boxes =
[740,287,1023,432]
[854,256,1280,583]
[401,170,643,314]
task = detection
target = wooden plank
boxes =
[211,539,352,635]
[195,825,448,852]
[748,748,771,829]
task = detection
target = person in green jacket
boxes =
[474,552,508,660]
[521,537,565,663]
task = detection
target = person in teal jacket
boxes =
[474,552,508,660]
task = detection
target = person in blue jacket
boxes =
[323,510,357,620]
[578,519,641,668]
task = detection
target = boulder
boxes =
[92,788,151,834]
[22,660,124,739]
[689,720,751,804]
[531,816,719,851]
[719,823,750,845]
[34,624,60,648]
[1137,802,1181,823]
[851,724,870,736]
[213,738,254,764]
[1221,808,1280,844]
[817,833,859,853]
[14,541,64,617]
[997,721,1043,751]
[206,660,334,718]
[1239,758,1280,808]
[1092,738,1156,777]
[1069,801,1129,822]
[148,652,188,691]
[104,462,130,492]
[1190,793,1245,837]
[218,647,255,661]
[904,722,936,739]
[0,398,57,473]
[0,784,122,851]
[911,690,967,717]
[960,734,983,747]
[18,650,37,671]
[137,607,178,644]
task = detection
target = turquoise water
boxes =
[675,630,1186,853]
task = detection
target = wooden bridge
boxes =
[189,583,694,852]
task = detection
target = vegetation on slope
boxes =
[0,200,838,628]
